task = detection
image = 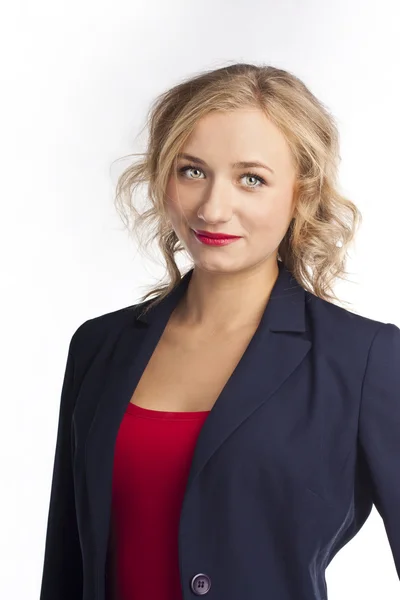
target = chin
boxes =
[191,257,246,274]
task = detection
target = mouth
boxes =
[191,229,242,247]
[193,229,241,239]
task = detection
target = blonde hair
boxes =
[113,62,362,314]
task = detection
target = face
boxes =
[164,108,298,274]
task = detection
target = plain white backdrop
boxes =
[1,0,399,598]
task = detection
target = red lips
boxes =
[193,229,241,239]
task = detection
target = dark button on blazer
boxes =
[39,261,400,600]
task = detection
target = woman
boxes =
[39,63,400,600]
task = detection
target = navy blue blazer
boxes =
[39,261,400,600]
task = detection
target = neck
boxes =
[174,258,280,333]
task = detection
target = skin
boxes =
[164,108,298,334]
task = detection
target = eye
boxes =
[240,172,267,189]
[178,165,205,180]
[177,165,267,189]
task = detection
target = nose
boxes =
[196,180,234,224]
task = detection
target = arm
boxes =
[39,331,83,600]
[358,322,400,580]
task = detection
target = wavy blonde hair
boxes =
[113,62,362,314]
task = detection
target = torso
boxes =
[129,317,259,412]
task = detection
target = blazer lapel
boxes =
[183,262,311,492]
[83,261,311,590]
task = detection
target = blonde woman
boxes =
[39,63,400,600]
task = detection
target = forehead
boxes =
[181,109,295,175]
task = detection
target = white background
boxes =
[1,0,400,598]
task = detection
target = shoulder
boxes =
[68,301,149,361]
[303,291,400,377]
[304,290,399,339]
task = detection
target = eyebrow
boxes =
[176,153,275,175]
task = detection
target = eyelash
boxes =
[177,164,267,189]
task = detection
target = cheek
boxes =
[164,177,177,208]
[165,180,181,216]
[248,191,294,234]
[165,181,196,222]
[165,197,187,225]
[164,182,192,233]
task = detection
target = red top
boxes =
[108,401,210,600]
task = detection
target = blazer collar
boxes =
[134,260,306,333]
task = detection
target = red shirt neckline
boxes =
[126,402,211,420]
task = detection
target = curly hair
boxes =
[112,61,362,314]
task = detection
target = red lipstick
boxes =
[192,229,242,246]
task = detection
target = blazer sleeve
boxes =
[358,322,400,580]
[39,329,83,600]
